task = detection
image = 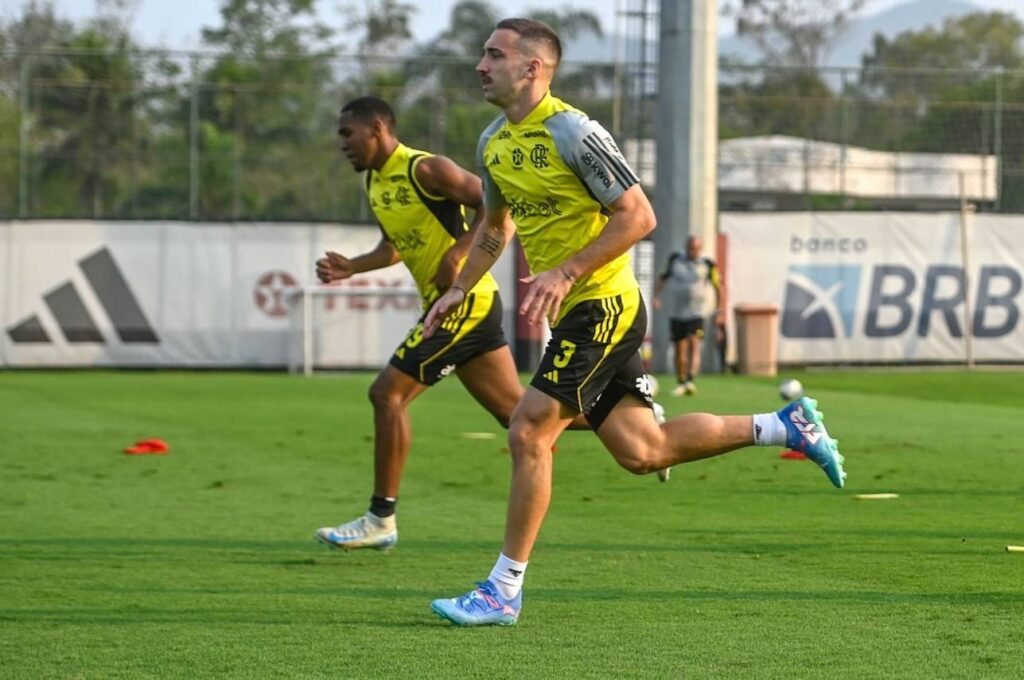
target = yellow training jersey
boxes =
[477,92,642,324]
[365,143,498,308]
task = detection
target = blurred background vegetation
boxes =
[2,0,1022,221]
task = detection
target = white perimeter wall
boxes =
[722,212,1024,363]
[3,214,1022,368]
[0,221,514,368]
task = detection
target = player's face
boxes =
[476,29,529,107]
[687,238,702,259]
[337,112,378,172]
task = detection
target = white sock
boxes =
[752,413,787,447]
[364,512,395,530]
[488,553,527,600]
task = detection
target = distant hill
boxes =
[565,0,985,67]
[721,0,981,68]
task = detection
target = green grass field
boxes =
[2,369,1023,678]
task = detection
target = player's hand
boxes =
[423,286,466,338]
[315,251,355,283]
[431,250,461,291]
[519,267,574,326]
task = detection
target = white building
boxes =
[625,135,997,210]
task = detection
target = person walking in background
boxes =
[653,235,723,396]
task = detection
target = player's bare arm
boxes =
[423,206,515,337]
[519,184,656,326]
[315,238,400,283]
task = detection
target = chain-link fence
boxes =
[2,49,1022,221]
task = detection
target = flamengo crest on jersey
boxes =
[477,93,642,325]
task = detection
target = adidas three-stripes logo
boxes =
[7,247,159,345]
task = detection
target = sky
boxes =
[17,0,1024,50]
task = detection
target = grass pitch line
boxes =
[461,432,496,440]
[853,493,899,500]
[1007,546,1024,553]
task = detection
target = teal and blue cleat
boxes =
[431,580,521,627]
[779,396,846,488]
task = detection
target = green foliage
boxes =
[863,12,1024,80]
[857,11,1024,209]
[0,95,18,214]
[201,0,331,57]
[2,2,1023,218]
[2,370,1024,676]
[720,69,837,140]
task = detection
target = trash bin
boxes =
[733,304,779,376]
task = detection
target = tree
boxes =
[720,69,836,141]
[196,0,340,219]
[723,0,868,68]
[346,0,416,55]
[201,0,334,57]
[856,11,1024,210]
[863,11,1023,74]
[0,1,76,215]
[861,12,1024,100]
[0,0,163,218]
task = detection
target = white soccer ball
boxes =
[779,378,804,402]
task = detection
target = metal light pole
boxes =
[652,0,718,373]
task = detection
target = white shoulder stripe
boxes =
[582,133,639,188]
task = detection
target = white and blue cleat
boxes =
[431,580,521,627]
[779,396,846,488]
[314,513,397,551]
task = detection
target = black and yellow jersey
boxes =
[476,92,642,324]
[365,143,498,308]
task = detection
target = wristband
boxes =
[450,285,468,299]
[558,266,576,282]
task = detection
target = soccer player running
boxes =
[314,96,553,551]
[423,19,846,627]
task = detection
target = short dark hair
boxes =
[340,96,396,130]
[496,17,562,65]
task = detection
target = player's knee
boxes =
[367,379,401,412]
[507,421,533,452]
[610,438,663,475]
[507,419,551,458]
[616,454,659,476]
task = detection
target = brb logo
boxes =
[782,265,861,338]
[782,264,1022,339]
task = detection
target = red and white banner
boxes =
[722,212,1024,363]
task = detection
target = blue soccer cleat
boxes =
[778,396,846,488]
[431,580,521,627]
